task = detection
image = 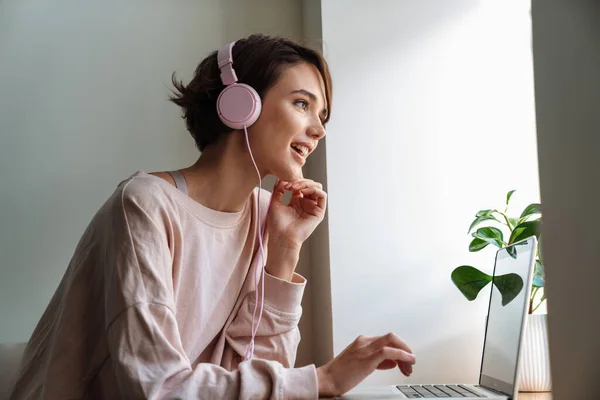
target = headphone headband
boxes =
[217,41,238,86]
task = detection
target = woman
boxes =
[10,34,415,399]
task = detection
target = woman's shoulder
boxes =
[110,171,182,213]
[78,172,180,242]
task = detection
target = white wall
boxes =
[0,0,306,351]
[532,1,600,398]
[320,0,540,385]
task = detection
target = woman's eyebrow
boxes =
[290,89,317,101]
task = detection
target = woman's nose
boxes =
[308,123,326,140]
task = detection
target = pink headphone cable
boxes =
[242,125,271,361]
[214,41,271,361]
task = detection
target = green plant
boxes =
[451,190,545,314]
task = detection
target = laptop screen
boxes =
[479,236,536,395]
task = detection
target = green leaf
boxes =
[506,245,517,259]
[509,220,541,244]
[468,215,501,234]
[473,227,504,248]
[508,217,520,230]
[493,273,525,306]
[520,203,542,221]
[506,190,516,205]
[469,238,490,252]
[506,240,531,260]
[476,209,494,217]
[475,226,504,242]
[533,259,545,287]
[451,266,493,301]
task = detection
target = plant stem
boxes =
[529,287,540,314]
[496,211,513,232]
[531,286,539,302]
[531,299,544,313]
[529,298,533,314]
[531,288,546,313]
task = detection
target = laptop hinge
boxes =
[478,384,511,399]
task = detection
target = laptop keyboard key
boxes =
[422,385,450,397]
[412,386,437,398]
[397,383,490,398]
[446,385,474,397]
[396,386,423,398]
[435,385,462,397]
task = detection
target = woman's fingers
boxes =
[270,180,288,204]
[369,346,416,366]
[377,359,398,370]
[399,362,413,377]
[286,184,327,215]
[366,333,414,377]
[366,332,413,355]
[294,186,326,210]
[286,179,323,190]
[287,180,323,205]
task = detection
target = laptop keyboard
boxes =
[396,384,488,398]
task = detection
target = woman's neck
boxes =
[181,135,263,213]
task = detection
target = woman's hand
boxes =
[316,333,416,398]
[267,178,327,249]
[264,178,327,280]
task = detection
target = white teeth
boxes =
[291,144,309,157]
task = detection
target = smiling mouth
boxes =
[291,143,309,157]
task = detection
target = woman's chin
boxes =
[273,166,303,183]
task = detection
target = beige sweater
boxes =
[10,172,317,399]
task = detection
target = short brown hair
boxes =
[169,34,333,151]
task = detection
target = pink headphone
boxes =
[217,41,269,362]
[217,41,262,129]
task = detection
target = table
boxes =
[517,392,552,400]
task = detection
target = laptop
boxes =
[338,236,537,400]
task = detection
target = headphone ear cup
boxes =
[217,83,262,129]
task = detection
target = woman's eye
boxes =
[294,100,308,110]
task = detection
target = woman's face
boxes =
[248,62,328,182]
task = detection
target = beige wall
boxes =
[532,1,600,398]
[299,0,336,369]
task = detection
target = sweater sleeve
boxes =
[224,271,308,369]
[103,181,318,399]
[107,303,317,399]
